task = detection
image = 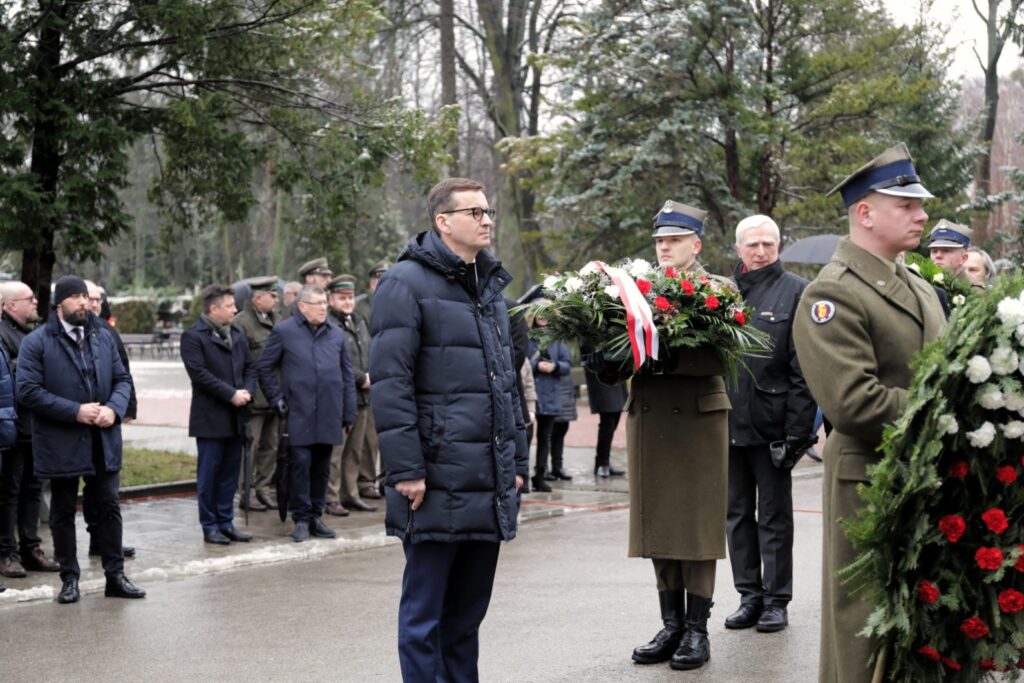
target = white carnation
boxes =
[932,273,945,284]
[627,259,653,278]
[603,284,620,299]
[563,276,584,293]
[991,347,1019,375]
[1002,421,1024,439]
[966,421,997,448]
[966,356,993,383]
[1006,390,1024,412]
[1017,324,1024,344]
[542,275,560,291]
[937,414,959,435]
[579,262,600,276]
[977,384,1006,410]
[952,294,966,307]
[997,297,1024,326]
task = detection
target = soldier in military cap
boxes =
[354,260,389,498]
[793,142,944,683]
[927,219,972,276]
[354,260,389,323]
[297,257,333,289]
[629,200,730,671]
[232,276,281,510]
[324,275,378,515]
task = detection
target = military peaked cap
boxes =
[652,200,707,238]
[827,142,933,208]
[927,219,972,249]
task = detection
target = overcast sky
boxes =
[883,0,1023,81]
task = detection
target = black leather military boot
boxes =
[670,593,712,670]
[632,590,685,664]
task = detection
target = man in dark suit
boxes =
[258,285,357,542]
[16,275,144,604]
[181,285,258,544]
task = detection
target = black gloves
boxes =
[582,351,633,386]
[274,399,289,419]
[770,434,819,469]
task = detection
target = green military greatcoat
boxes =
[627,263,732,561]
[793,237,944,683]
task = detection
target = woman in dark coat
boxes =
[528,310,575,490]
[584,369,627,477]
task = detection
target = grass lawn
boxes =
[120,447,196,487]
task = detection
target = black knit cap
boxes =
[53,275,89,306]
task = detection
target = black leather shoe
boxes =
[22,547,59,572]
[725,602,763,629]
[552,467,573,481]
[221,526,252,542]
[608,466,626,476]
[255,489,278,510]
[204,530,231,545]
[291,521,310,542]
[596,465,611,478]
[542,472,557,481]
[531,477,552,492]
[632,590,685,664]
[756,605,788,633]
[309,517,337,539]
[345,499,378,512]
[0,582,5,593]
[57,577,80,604]
[105,574,146,599]
[670,594,712,670]
[89,545,136,558]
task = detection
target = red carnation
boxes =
[998,589,1024,613]
[636,279,652,295]
[982,508,1010,534]
[960,616,990,639]
[939,514,966,543]
[665,267,678,278]
[941,657,961,671]
[917,646,941,661]
[704,295,720,310]
[1016,546,1024,572]
[917,580,940,605]
[948,460,969,479]
[981,659,997,671]
[698,276,709,284]
[654,296,670,312]
[997,465,1018,484]
[680,279,695,295]
[734,311,747,325]
[975,547,1005,571]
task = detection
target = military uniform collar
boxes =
[834,237,922,324]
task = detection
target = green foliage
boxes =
[181,294,204,330]
[843,275,1024,680]
[904,252,976,307]
[505,0,975,273]
[110,300,157,334]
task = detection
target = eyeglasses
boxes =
[440,207,496,222]
[8,296,37,303]
[299,300,328,307]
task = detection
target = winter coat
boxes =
[727,260,816,446]
[232,301,279,412]
[529,339,572,417]
[0,312,36,439]
[370,229,527,544]
[96,317,137,420]
[16,312,132,478]
[180,318,257,439]
[584,369,628,414]
[257,311,357,447]
[333,311,371,408]
[0,346,16,449]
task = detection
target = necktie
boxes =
[73,327,83,349]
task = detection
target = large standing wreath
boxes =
[843,275,1024,679]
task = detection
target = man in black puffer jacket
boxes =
[370,177,527,682]
[724,215,817,634]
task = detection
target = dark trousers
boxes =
[289,443,332,522]
[398,540,500,683]
[534,415,569,474]
[196,437,244,532]
[49,445,123,581]
[726,444,794,607]
[595,412,621,468]
[0,440,43,557]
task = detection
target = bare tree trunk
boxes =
[439,0,460,174]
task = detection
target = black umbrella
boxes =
[275,422,291,523]
[240,421,253,526]
[781,234,841,265]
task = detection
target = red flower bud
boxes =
[680,279,695,295]
[654,296,670,312]
[997,465,1018,484]
[665,267,678,278]
[704,295,720,310]
[698,276,709,284]
[938,514,966,543]
[636,279,652,295]
[948,460,968,479]
[734,310,747,325]
[917,646,941,661]
[941,657,961,671]
[916,580,940,605]
[999,588,1024,613]
[960,616,990,639]
[975,547,1005,571]
[981,659,997,671]
[1016,545,1024,573]
[982,508,1009,534]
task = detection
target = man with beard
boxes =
[16,275,143,603]
[0,281,58,579]
[629,200,730,671]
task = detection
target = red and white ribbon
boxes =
[592,261,659,369]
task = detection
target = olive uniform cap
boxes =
[927,219,972,249]
[297,257,332,278]
[652,200,707,238]
[827,142,934,208]
[327,274,357,292]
